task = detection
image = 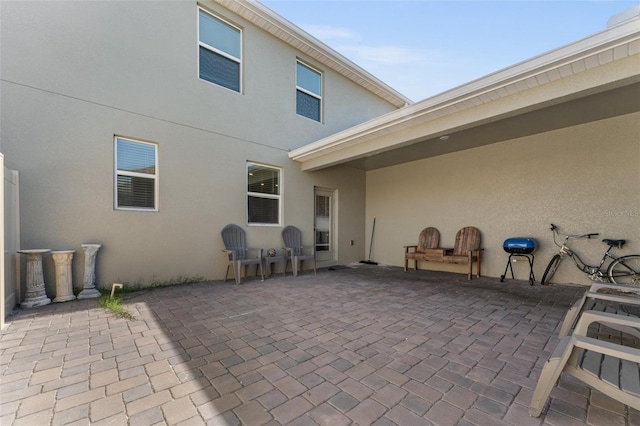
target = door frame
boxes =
[314,187,336,264]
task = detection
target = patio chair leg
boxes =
[293,259,299,277]
[234,261,242,285]
[529,337,573,417]
[259,262,264,282]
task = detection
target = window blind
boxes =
[115,137,157,210]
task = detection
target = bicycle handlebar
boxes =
[549,224,599,240]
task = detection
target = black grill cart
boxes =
[500,238,537,285]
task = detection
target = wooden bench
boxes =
[404,226,482,280]
[404,227,440,271]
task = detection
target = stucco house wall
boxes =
[0,0,398,294]
[366,111,640,285]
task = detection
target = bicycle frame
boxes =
[551,227,612,281]
[543,224,640,286]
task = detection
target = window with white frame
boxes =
[296,61,322,122]
[247,162,281,225]
[198,8,241,92]
[115,137,158,211]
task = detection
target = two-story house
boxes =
[1,0,410,307]
[1,1,639,318]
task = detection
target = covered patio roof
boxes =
[289,11,640,172]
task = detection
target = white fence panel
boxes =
[3,156,20,327]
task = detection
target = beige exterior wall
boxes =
[366,112,640,286]
[1,154,4,327]
[1,1,396,293]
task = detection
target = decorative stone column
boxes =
[77,244,101,299]
[52,250,76,303]
[18,249,51,308]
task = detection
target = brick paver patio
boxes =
[1,265,638,425]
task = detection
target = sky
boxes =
[261,0,639,101]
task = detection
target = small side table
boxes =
[18,249,52,308]
[263,254,286,277]
[52,250,76,303]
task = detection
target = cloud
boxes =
[298,24,482,100]
[331,44,482,101]
[300,24,360,41]
[300,22,439,67]
[336,44,439,66]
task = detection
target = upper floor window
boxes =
[296,61,322,122]
[198,8,241,92]
[247,162,281,225]
[115,137,158,211]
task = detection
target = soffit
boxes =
[212,0,412,108]
[289,17,640,171]
[346,82,640,171]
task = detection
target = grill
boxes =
[503,238,536,254]
[501,238,537,285]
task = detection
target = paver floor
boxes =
[1,265,638,425]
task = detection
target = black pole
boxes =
[360,216,378,265]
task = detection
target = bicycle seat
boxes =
[603,239,626,248]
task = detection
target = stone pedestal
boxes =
[52,250,76,303]
[18,249,51,308]
[77,244,101,299]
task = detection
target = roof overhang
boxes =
[212,0,412,108]
[289,14,640,172]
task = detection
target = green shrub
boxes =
[98,295,134,320]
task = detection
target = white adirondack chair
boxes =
[530,311,640,417]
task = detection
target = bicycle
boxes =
[540,224,640,286]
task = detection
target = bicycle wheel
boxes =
[541,254,562,285]
[607,255,640,286]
